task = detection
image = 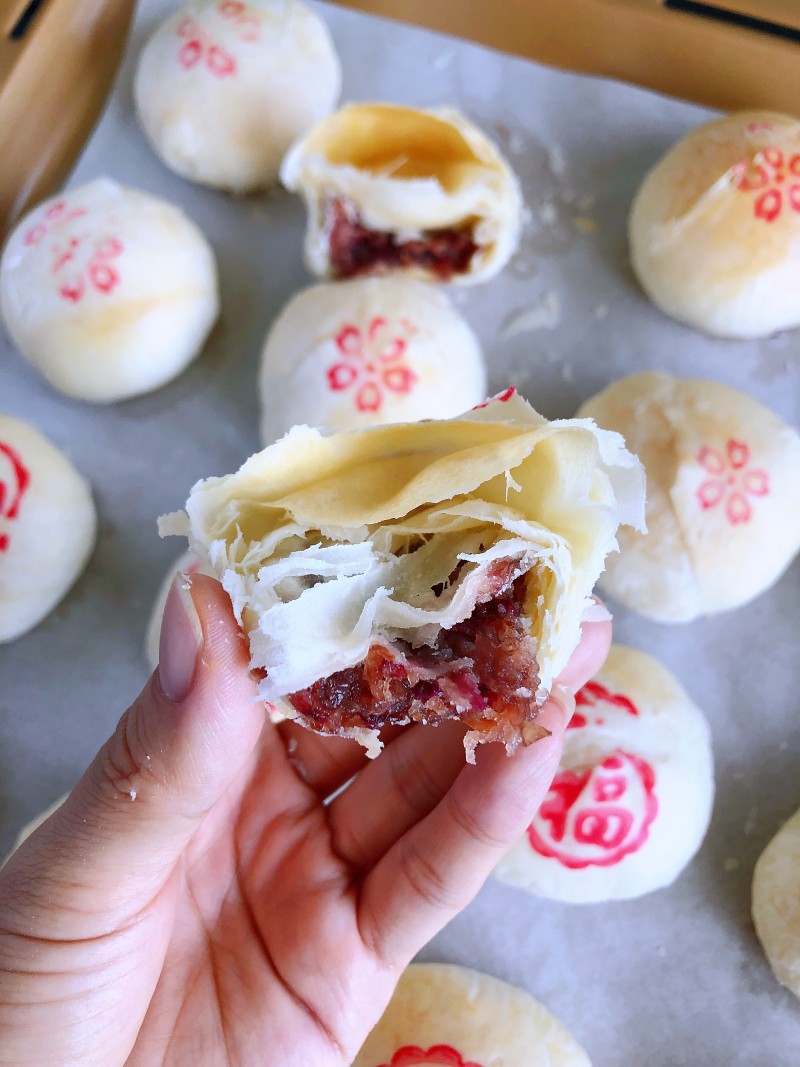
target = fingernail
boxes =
[549,683,576,725]
[158,576,203,703]
[581,597,613,623]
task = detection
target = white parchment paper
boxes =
[1,2,798,1063]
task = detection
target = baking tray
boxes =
[0,2,798,1064]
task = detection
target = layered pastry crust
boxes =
[281,103,523,285]
[161,391,644,759]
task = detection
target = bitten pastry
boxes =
[0,179,219,402]
[752,808,800,1000]
[161,391,644,761]
[577,372,800,622]
[353,964,591,1067]
[134,0,340,191]
[259,277,486,443]
[144,551,213,669]
[281,103,523,284]
[494,645,714,902]
[630,111,800,338]
[0,417,96,643]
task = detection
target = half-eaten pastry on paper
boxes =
[280,103,523,285]
[160,391,645,761]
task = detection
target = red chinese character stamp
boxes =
[696,438,769,525]
[528,751,658,869]
[0,442,31,553]
[527,680,657,869]
[379,1047,483,1067]
[327,316,418,413]
[731,146,800,222]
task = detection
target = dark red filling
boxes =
[287,565,541,739]
[327,198,479,281]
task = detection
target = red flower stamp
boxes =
[0,441,31,553]
[23,199,88,247]
[528,751,658,870]
[217,0,261,40]
[51,235,124,303]
[695,439,769,525]
[731,146,800,222]
[379,1046,483,1067]
[471,387,516,411]
[177,16,236,76]
[327,316,418,413]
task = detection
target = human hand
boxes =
[0,576,610,1067]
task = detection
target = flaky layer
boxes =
[161,391,645,757]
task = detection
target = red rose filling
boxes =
[287,567,542,741]
[327,198,479,281]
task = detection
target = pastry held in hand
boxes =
[0,179,219,403]
[752,808,800,1000]
[134,0,340,192]
[353,963,591,1067]
[259,277,486,443]
[161,391,644,760]
[281,103,522,284]
[494,645,714,902]
[630,111,800,338]
[0,417,96,643]
[578,372,800,622]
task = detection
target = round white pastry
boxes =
[352,963,591,1067]
[630,110,800,338]
[494,645,714,903]
[753,808,800,1000]
[145,550,213,670]
[281,103,522,285]
[0,178,219,403]
[259,277,487,443]
[0,417,96,643]
[135,0,340,192]
[577,371,800,623]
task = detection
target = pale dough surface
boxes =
[630,111,800,338]
[753,808,800,1000]
[259,277,486,443]
[577,371,800,622]
[135,0,340,191]
[353,963,591,1067]
[494,645,714,903]
[281,103,522,284]
[0,178,219,402]
[0,417,96,644]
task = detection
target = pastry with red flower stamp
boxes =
[352,964,590,1067]
[135,0,340,192]
[0,417,96,644]
[752,808,800,1001]
[630,110,800,338]
[0,179,219,403]
[578,371,800,622]
[160,391,644,761]
[281,103,522,285]
[494,645,714,902]
[258,277,486,442]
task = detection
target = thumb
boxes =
[2,574,265,930]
